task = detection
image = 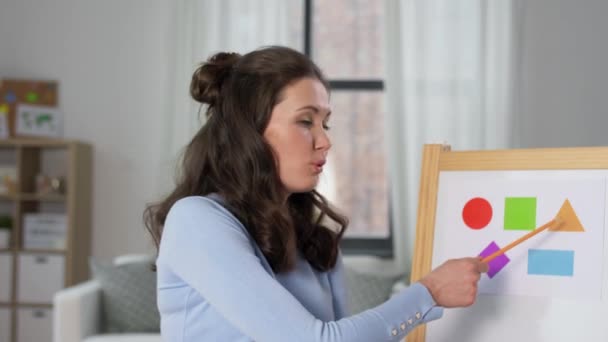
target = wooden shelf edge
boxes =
[1,248,67,254]
[0,193,67,201]
[17,249,66,254]
[0,138,75,147]
[19,193,67,201]
[14,303,53,308]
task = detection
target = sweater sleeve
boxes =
[159,197,443,342]
[328,251,350,319]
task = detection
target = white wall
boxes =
[515,0,608,148]
[0,0,176,258]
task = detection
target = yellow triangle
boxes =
[552,199,585,232]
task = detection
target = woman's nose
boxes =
[314,128,331,151]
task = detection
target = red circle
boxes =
[462,197,493,229]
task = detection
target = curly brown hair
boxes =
[144,46,348,273]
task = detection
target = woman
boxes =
[145,46,487,341]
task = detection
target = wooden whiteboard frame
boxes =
[407,144,608,342]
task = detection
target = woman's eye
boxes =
[298,119,330,130]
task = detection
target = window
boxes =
[303,0,392,256]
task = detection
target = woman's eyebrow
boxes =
[296,105,332,117]
[296,105,320,113]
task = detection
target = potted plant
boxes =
[0,215,13,248]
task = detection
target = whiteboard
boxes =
[426,170,608,342]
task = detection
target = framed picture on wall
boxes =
[15,104,63,138]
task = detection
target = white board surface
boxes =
[427,170,608,342]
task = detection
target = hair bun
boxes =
[190,52,241,106]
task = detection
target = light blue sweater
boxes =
[156,195,443,341]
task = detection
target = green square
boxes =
[504,197,536,230]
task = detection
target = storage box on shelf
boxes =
[0,138,91,342]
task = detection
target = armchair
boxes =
[53,255,161,342]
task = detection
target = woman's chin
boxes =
[288,183,318,194]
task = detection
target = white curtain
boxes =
[384,0,520,271]
[158,0,297,193]
[158,0,521,274]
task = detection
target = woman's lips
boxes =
[312,160,326,173]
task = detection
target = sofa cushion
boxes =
[90,258,160,333]
[84,334,162,342]
[344,266,405,314]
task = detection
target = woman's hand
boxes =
[419,257,488,308]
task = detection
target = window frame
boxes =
[303,0,393,258]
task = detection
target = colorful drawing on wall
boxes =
[15,104,63,138]
[0,79,57,137]
[26,92,39,103]
[3,92,16,104]
[433,173,605,299]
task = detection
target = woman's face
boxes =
[263,77,332,194]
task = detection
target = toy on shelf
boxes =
[35,173,66,195]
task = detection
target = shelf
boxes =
[17,249,66,255]
[0,193,66,201]
[19,193,66,202]
[0,138,73,147]
[15,303,53,308]
[0,138,92,342]
[0,193,17,200]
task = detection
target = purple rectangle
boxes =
[478,241,510,278]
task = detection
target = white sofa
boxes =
[53,255,403,342]
[53,255,162,342]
